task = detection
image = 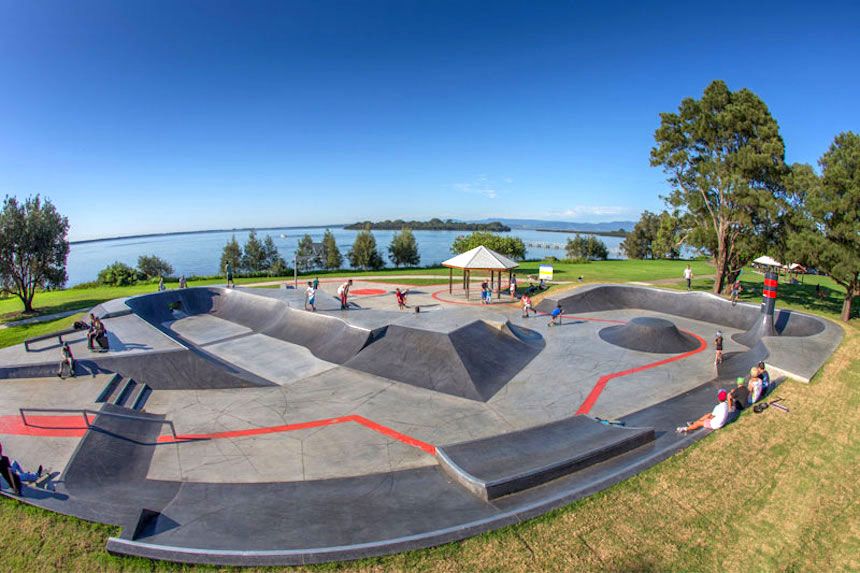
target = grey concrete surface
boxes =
[0,282,844,566]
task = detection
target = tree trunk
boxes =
[713,234,729,295]
[842,283,858,322]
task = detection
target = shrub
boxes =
[97,262,142,286]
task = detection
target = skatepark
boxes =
[0,278,842,566]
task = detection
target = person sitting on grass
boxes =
[676,389,730,434]
[0,442,43,496]
[729,376,751,411]
[57,342,75,378]
[748,366,764,404]
[757,361,771,395]
[547,303,563,327]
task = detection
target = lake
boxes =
[66,227,627,286]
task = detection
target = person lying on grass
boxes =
[676,389,730,434]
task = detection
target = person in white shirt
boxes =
[305,281,316,312]
[676,389,730,433]
[683,265,693,290]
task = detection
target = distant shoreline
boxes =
[535,228,628,238]
[69,224,344,245]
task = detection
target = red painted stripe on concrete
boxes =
[352,415,437,455]
[431,289,518,306]
[764,278,778,287]
[0,414,90,438]
[157,416,350,443]
[763,289,777,298]
[158,414,437,455]
[575,329,708,415]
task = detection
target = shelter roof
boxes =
[442,246,519,270]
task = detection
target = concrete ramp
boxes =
[127,287,373,364]
[436,416,655,500]
[345,320,544,402]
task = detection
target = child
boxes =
[714,331,724,365]
[395,288,409,310]
[731,280,742,305]
[305,281,316,312]
[509,274,517,298]
[521,294,533,318]
[548,303,563,327]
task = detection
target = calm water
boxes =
[66,227,627,286]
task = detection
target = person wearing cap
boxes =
[676,389,730,433]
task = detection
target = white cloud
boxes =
[552,205,629,218]
[452,180,498,199]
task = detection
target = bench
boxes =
[24,327,84,351]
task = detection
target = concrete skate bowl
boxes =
[539,284,841,383]
[598,316,699,353]
[345,320,545,401]
[538,284,826,337]
[126,287,373,364]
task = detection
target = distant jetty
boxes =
[345,219,511,232]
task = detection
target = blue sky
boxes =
[1,1,858,241]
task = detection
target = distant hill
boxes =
[470,218,635,233]
[345,219,510,232]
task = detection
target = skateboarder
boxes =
[226,262,235,288]
[57,343,75,378]
[548,303,563,327]
[684,265,693,290]
[305,281,317,312]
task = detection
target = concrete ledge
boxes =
[436,416,655,500]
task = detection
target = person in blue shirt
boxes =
[548,303,564,327]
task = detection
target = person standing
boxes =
[509,274,518,298]
[480,280,489,304]
[305,281,317,312]
[312,277,320,290]
[684,264,693,290]
[178,275,187,289]
[730,279,742,305]
[337,279,353,310]
[158,276,165,291]
[714,331,724,366]
[521,293,533,318]
[226,262,235,289]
